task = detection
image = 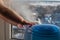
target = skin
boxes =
[0,0,35,26]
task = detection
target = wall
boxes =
[0,19,15,40]
[0,19,5,40]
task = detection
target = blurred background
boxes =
[0,0,60,40]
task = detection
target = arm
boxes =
[0,3,30,26]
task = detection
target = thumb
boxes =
[17,24,23,28]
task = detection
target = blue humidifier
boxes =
[31,24,60,40]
